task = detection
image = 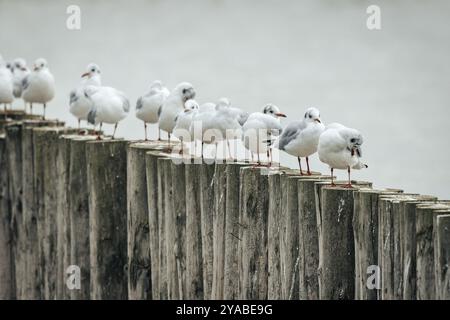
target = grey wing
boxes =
[122,96,130,113]
[136,97,143,110]
[277,121,303,150]
[87,108,97,125]
[69,89,78,104]
[22,76,29,91]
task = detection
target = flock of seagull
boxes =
[0,56,368,186]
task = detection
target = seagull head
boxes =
[345,129,364,157]
[184,99,199,113]
[33,58,48,71]
[263,103,286,118]
[175,82,196,103]
[82,63,101,78]
[13,58,28,71]
[304,107,322,124]
[149,80,163,90]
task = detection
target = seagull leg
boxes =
[298,157,304,175]
[214,142,218,161]
[42,103,46,120]
[345,166,353,188]
[330,168,336,187]
[30,103,33,115]
[226,140,233,160]
[179,137,184,155]
[201,142,204,160]
[306,157,312,175]
[168,133,171,151]
[158,128,161,141]
[97,123,103,140]
[112,123,118,139]
[144,123,148,141]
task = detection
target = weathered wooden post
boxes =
[353,189,402,300]
[55,134,72,300]
[315,181,371,300]
[170,157,187,299]
[415,203,450,300]
[267,172,283,300]
[297,176,331,300]
[22,120,63,300]
[145,147,170,299]
[212,163,227,300]
[0,131,13,299]
[86,140,128,300]
[199,162,215,299]
[34,126,74,300]
[127,142,159,299]
[239,167,269,300]
[434,213,450,300]
[184,158,204,299]
[66,135,98,300]
[223,162,249,300]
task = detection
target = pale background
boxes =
[1,0,449,198]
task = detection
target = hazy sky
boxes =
[1,0,449,198]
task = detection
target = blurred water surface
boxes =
[1,0,449,198]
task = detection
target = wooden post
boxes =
[316,183,369,300]
[66,135,98,300]
[0,132,13,299]
[267,172,283,300]
[353,189,406,300]
[223,162,249,300]
[280,173,301,299]
[415,203,450,300]
[297,176,331,300]
[170,158,187,299]
[5,123,24,299]
[145,148,170,300]
[127,142,160,299]
[55,135,72,300]
[86,140,128,300]
[212,163,227,300]
[22,120,63,300]
[199,162,215,299]
[33,127,73,300]
[239,167,269,300]
[185,159,204,299]
[434,214,450,300]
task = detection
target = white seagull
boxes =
[242,103,286,165]
[11,58,30,103]
[135,80,170,141]
[190,98,242,159]
[159,82,195,148]
[0,57,14,115]
[86,86,130,139]
[173,99,199,154]
[69,63,102,130]
[318,123,368,187]
[22,58,55,118]
[274,107,325,175]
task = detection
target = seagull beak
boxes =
[275,112,286,118]
[315,118,321,123]
[81,72,90,78]
[33,66,38,71]
[21,67,27,71]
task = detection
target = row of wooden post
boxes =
[0,113,449,300]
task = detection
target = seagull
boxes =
[242,103,286,165]
[274,107,325,175]
[22,58,55,118]
[190,98,242,159]
[317,123,368,187]
[159,82,195,148]
[135,80,170,141]
[11,58,30,105]
[0,57,14,115]
[69,63,102,131]
[86,86,130,139]
[173,99,199,154]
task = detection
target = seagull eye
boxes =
[182,89,187,94]
[91,68,95,72]
[350,138,356,143]
[309,114,312,119]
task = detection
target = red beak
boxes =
[275,112,286,118]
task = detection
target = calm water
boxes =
[1,0,449,198]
